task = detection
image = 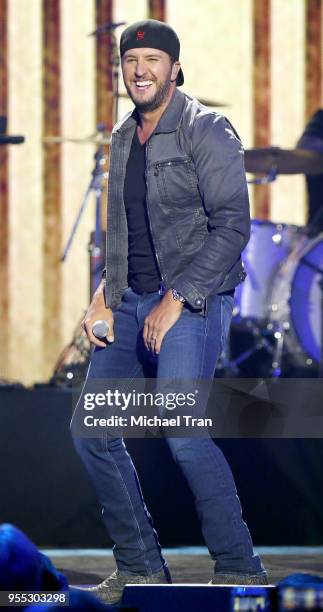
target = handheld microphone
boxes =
[92,320,110,340]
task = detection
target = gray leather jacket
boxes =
[104,88,249,311]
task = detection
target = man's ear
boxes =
[171,61,181,83]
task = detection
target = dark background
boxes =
[0,387,322,548]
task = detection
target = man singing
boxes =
[72,19,268,605]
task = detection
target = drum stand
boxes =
[223,322,274,376]
[224,317,295,377]
[270,325,286,377]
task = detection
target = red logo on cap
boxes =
[136,30,145,40]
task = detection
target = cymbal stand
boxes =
[109,30,121,123]
[85,29,122,297]
[60,129,109,298]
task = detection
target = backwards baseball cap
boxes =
[120,19,184,86]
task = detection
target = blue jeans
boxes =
[72,287,266,577]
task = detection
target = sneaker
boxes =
[76,567,171,605]
[209,573,269,586]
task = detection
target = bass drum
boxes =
[269,233,323,364]
[233,220,301,324]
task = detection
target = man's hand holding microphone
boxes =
[81,279,114,348]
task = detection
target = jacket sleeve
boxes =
[173,113,250,309]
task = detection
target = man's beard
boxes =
[126,75,172,113]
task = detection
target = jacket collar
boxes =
[114,88,186,135]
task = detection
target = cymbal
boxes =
[198,97,229,107]
[43,135,111,145]
[0,135,25,145]
[88,21,126,37]
[245,146,323,175]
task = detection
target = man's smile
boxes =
[134,80,154,92]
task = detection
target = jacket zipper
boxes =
[145,140,165,284]
[154,157,191,176]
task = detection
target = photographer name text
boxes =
[83,415,212,428]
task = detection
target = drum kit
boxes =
[229,146,323,377]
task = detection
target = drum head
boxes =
[234,219,301,323]
[290,235,323,363]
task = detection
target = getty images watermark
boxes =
[71,378,211,438]
[70,378,323,438]
[82,387,208,429]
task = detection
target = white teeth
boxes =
[135,81,152,87]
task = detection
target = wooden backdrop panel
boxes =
[96,0,114,131]
[149,0,165,20]
[0,0,9,380]
[60,0,96,346]
[271,0,306,226]
[42,0,62,377]
[7,0,44,383]
[305,0,323,119]
[252,0,271,220]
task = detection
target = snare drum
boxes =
[269,233,323,364]
[233,220,301,324]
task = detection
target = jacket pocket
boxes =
[153,157,201,210]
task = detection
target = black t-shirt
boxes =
[123,129,161,294]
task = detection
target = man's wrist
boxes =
[171,287,186,304]
[163,288,184,308]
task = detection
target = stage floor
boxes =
[43,546,323,586]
